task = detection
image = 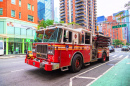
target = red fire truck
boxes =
[25,24,110,72]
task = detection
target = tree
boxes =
[126,42,130,45]
[68,22,79,25]
[38,19,54,29]
[60,21,64,23]
[113,39,124,46]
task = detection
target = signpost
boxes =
[112,24,127,29]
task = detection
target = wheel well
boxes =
[70,52,84,65]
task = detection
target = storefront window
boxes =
[15,27,20,35]
[0,21,4,34]
[0,8,3,15]
[7,26,14,34]
[7,38,33,54]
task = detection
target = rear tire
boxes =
[69,54,82,73]
[101,53,106,63]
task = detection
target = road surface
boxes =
[0,48,130,86]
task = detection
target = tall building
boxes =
[60,0,97,31]
[101,16,119,44]
[113,10,130,43]
[54,7,60,22]
[38,0,54,21]
[97,16,106,32]
[97,10,130,44]
[0,0,38,55]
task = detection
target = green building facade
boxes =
[0,17,37,55]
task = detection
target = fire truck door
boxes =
[83,32,91,62]
[60,30,72,67]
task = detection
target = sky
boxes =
[54,0,130,17]
[97,0,130,17]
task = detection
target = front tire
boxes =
[69,54,82,73]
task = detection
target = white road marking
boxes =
[119,55,123,58]
[76,76,96,80]
[125,55,129,58]
[11,69,24,72]
[69,55,124,86]
[112,55,117,57]
[86,55,129,86]
[126,63,130,64]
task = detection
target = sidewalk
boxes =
[0,54,26,59]
[91,56,130,86]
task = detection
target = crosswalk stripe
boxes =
[119,55,123,58]
[112,55,117,57]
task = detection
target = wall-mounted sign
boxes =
[7,22,37,30]
[26,39,30,42]
[112,24,127,29]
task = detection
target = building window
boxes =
[28,4,31,10]
[0,0,3,2]
[19,0,21,7]
[19,12,21,19]
[0,8,3,15]
[11,0,15,4]
[11,10,15,17]
[28,15,33,22]
[32,5,34,11]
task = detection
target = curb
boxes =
[0,55,26,59]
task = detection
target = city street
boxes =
[0,48,130,86]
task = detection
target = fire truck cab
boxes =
[25,24,110,72]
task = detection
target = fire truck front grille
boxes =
[36,45,48,59]
[37,45,47,54]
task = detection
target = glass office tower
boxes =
[38,0,54,20]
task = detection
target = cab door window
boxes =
[85,32,90,44]
[79,33,84,44]
[63,30,72,43]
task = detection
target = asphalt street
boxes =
[0,48,130,86]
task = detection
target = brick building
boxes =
[60,0,97,32]
[0,0,38,55]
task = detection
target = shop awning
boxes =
[0,34,9,38]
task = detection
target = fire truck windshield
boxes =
[38,28,63,43]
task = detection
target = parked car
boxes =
[108,46,115,53]
[128,46,130,50]
[121,46,129,51]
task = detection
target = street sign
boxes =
[26,39,30,42]
[112,24,127,29]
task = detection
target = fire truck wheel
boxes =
[70,54,82,73]
[101,53,106,63]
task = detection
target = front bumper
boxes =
[25,58,59,71]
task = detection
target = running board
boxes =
[61,67,68,71]
[91,59,98,62]
[84,62,90,66]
